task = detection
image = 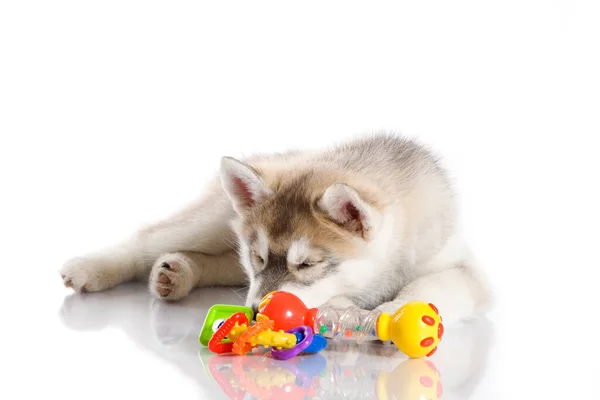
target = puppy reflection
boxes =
[59,284,249,397]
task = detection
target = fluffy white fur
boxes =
[60,134,492,326]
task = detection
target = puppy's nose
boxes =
[251,304,259,317]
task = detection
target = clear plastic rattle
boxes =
[255,291,444,358]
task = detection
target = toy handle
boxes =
[208,312,248,354]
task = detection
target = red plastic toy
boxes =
[256,290,318,331]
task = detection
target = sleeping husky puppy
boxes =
[60,133,491,324]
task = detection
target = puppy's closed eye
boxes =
[297,260,322,269]
[252,251,265,265]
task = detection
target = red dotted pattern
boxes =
[429,303,439,315]
[426,347,438,357]
[420,376,434,388]
[438,323,444,339]
[426,360,437,373]
[420,337,434,347]
[422,315,435,326]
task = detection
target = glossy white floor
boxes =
[3,265,594,400]
[48,283,498,400]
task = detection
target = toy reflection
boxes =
[375,358,443,400]
[200,349,326,400]
[200,315,492,400]
[199,347,444,400]
[58,284,492,400]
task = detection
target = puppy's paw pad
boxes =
[157,273,171,284]
[149,255,194,301]
[156,273,172,296]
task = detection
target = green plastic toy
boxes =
[198,304,254,346]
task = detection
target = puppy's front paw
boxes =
[149,253,196,301]
[60,256,117,293]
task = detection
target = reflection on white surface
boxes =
[59,284,493,400]
[199,319,492,400]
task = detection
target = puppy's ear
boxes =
[220,157,272,214]
[317,183,376,238]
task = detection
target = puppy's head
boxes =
[220,157,386,310]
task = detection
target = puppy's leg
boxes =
[60,178,238,294]
[149,250,247,300]
[375,263,492,325]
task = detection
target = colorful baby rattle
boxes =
[202,309,326,360]
[199,291,444,359]
[255,291,444,358]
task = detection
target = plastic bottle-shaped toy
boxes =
[257,291,444,358]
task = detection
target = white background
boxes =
[1,1,599,399]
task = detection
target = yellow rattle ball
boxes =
[377,301,444,358]
[375,358,443,400]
